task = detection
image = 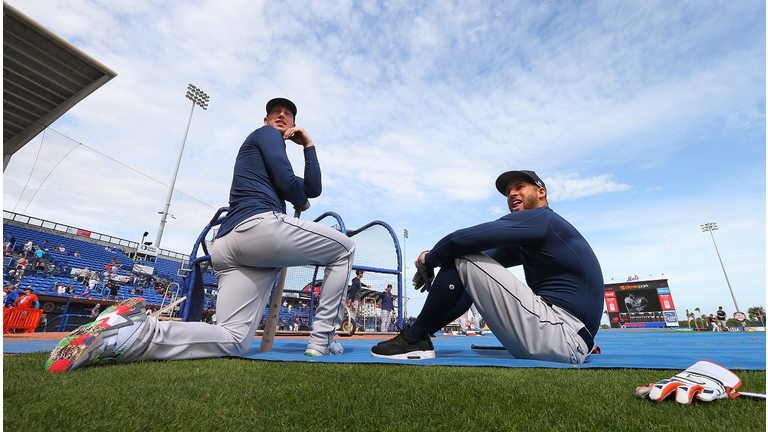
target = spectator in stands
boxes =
[4,285,20,307]
[108,281,119,300]
[2,233,11,248]
[67,283,76,295]
[60,264,70,277]
[88,277,97,293]
[90,303,101,319]
[23,240,33,257]
[34,247,45,261]
[41,240,49,251]
[13,269,25,283]
[3,244,12,257]
[15,286,39,309]
[57,245,66,253]
[16,256,27,270]
[34,259,46,273]
[78,267,89,283]
[73,250,80,258]
[57,283,66,294]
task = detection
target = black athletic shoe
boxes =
[370,325,436,360]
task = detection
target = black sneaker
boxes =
[370,325,435,360]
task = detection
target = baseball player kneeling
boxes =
[47,98,355,373]
[371,170,603,364]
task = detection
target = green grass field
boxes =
[3,352,765,431]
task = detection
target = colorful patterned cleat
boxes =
[46,297,148,372]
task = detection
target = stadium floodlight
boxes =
[155,84,210,249]
[701,222,740,313]
[403,228,408,321]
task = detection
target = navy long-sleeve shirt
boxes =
[217,126,321,237]
[425,206,604,336]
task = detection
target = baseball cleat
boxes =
[370,325,436,360]
[46,297,147,372]
[304,340,344,356]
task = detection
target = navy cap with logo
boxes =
[266,98,297,118]
[495,170,546,195]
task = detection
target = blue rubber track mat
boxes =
[6,329,765,370]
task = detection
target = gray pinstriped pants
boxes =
[120,211,355,362]
[456,253,590,364]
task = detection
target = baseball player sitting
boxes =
[47,98,356,372]
[371,170,604,364]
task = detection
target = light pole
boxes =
[403,228,408,321]
[701,222,740,313]
[155,84,210,249]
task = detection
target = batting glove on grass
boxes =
[412,251,434,293]
[636,360,745,404]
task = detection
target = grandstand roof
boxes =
[2,1,117,170]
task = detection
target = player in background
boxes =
[47,98,356,372]
[379,284,395,332]
[347,270,369,323]
[372,170,604,364]
[716,306,728,331]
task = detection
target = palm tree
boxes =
[748,306,765,326]
[685,309,692,328]
[694,307,701,329]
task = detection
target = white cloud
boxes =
[3,0,764,321]
[546,174,632,202]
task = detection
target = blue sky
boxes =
[3,1,765,323]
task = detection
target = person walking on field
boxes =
[47,98,356,372]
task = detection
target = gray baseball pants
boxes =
[120,211,355,362]
[456,253,592,364]
[380,309,392,332]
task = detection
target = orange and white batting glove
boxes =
[636,360,764,404]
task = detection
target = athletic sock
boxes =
[407,262,473,340]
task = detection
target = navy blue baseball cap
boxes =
[495,170,546,195]
[266,98,297,118]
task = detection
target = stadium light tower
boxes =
[701,222,740,313]
[155,84,210,249]
[403,228,408,321]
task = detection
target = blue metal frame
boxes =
[178,209,404,329]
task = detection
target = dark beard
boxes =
[523,193,538,210]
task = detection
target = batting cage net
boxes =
[179,209,404,334]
